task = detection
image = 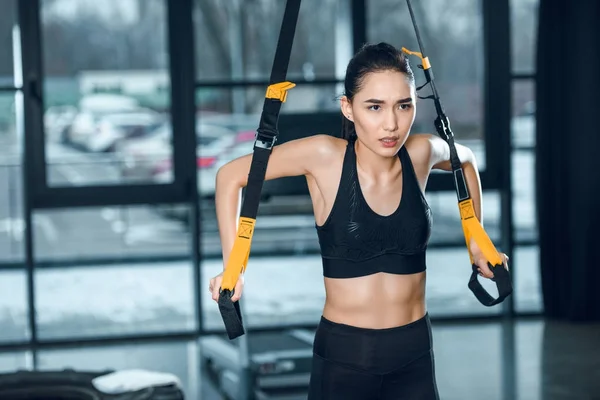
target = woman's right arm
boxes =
[215,133,338,272]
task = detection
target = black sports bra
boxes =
[315,139,432,279]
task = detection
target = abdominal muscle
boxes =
[322,271,427,329]
[306,142,428,329]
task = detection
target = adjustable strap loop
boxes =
[460,199,513,306]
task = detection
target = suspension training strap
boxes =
[402,0,513,306]
[217,0,301,340]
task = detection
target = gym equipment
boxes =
[0,368,185,399]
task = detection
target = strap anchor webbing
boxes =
[402,0,513,307]
[217,0,301,340]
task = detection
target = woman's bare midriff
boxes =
[322,271,427,329]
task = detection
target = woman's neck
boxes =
[354,139,401,181]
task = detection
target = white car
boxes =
[85,110,164,152]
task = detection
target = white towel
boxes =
[91,369,182,394]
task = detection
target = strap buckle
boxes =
[254,128,278,150]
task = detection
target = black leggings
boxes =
[307,313,440,400]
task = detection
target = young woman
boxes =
[209,42,508,399]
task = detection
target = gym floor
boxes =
[3,316,597,400]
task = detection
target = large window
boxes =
[32,205,191,261]
[1,0,200,351]
[0,352,30,373]
[0,0,543,358]
[35,261,196,340]
[0,271,28,342]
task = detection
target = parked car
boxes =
[62,94,142,149]
[86,110,164,152]
[44,105,78,143]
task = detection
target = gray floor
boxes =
[1,316,598,400]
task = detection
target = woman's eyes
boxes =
[368,104,412,111]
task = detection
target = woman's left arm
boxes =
[426,134,483,226]
[407,133,507,279]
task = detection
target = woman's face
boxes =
[341,70,416,157]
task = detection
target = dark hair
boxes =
[341,42,415,141]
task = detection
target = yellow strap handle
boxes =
[459,199,503,266]
[221,217,256,291]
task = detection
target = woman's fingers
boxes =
[476,259,495,279]
[210,276,221,302]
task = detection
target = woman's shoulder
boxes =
[404,133,435,164]
[304,133,346,147]
[292,133,348,160]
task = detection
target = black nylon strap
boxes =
[218,0,301,340]
[241,147,271,219]
[218,291,244,340]
[268,2,300,84]
[404,0,512,307]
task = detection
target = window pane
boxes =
[426,248,503,317]
[0,91,23,263]
[201,255,324,331]
[512,80,535,149]
[515,245,542,313]
[0,1,17,81]
[201,198,320,259]
[33,205,190,261]
[0,352,31,373]
[41,0,173,187]
[510,0,539,74]
[0,271,28,343]
[426,191,501,245]
[367,0,486,167]
[194,0,345,81]
[512,150,537,242]
[35,262,196,340]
